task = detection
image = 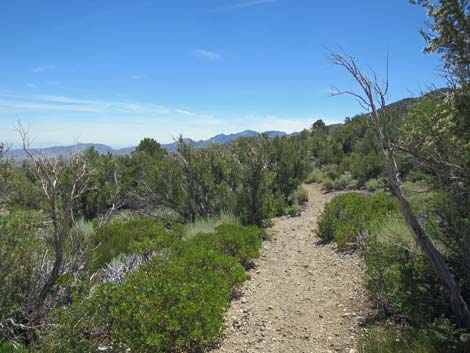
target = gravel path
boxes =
[210,183,370,353]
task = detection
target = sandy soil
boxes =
[210,183,371,353]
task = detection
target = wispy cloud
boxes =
[25,82,38,88]
[0,93,184,116]
[193,49,222,60]
[32,65,57,73]
[217,0,277,11]
[129,74,147,80]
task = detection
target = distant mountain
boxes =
[5,130,290,160]
[6,143,115,160]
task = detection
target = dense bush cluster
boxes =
[36,221,263,353]
[317,192,398,248]
[318,189,469,352]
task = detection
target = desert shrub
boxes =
[91,217,181,272]
[175,234,247,289]
[364,178,383,192]
[365,234,448,324]
[305,168,325,184]
[183,212,240,239]
[41,223,263,353]
[289,185,308,205]
[321,177,335,192]
[212,224,263,267]
[321,164,340,180]
[357,320,464,353]
[0,211,45,326]
[333,174,357,190]
[285,204,302,217]
[44,256,230,353]
[317,193,398,247]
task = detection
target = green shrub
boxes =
[364,232,449,326]
[91,217,181,272]
[317,193,398,248]
[357,320,463,353]
[176,234,247,289]
[42,223,263,353]
[364,178,383,192]
[289,185,308,205]
[213,224,263,267]
[333,174,357,190]
[285,204,302,217]
[321,177,335,192]
[0,211,45,322]
[357,325,435,353]
[305,168,325,183]
[183,212,240,239]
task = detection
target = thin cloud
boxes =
[25,82,38,88]
[32,65,57,73]
[0,93,187,116]
[193,49,222,60]
[217,0,277,11]
[129,74,147,80]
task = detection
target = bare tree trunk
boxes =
[330,52,470,328]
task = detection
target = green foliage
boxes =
[183,212,240,239]
[91,217,181,272]
[317,193,398,248]
[285,204,302,217]
[42,222,262,353]
[289,185,308,205]
[357,321,465,353]
[305,168,325,184]
[364,178,383,192]
[0,211,44,322]
[365,234,448,325]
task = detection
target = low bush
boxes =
[289,185,308,205]
[365,234,448,324]
[91,217,181,272]
[357,320,463,353]
[333,174,356,190]
[305,168,325,184]
[183,212,240,239]
[364,178,383,192]
[41,222,263,353]
[317,192,398,248]
[321,177,335,192]
[285,204,302,217]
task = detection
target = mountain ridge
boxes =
[5,130,292,160]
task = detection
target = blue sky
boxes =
[0,0,444,147]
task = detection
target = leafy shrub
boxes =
[91,217,181,272]
[285,204,302,217]
[42,223,263,353]
[321,177,335,192]
[357,320,463,353]
[183,212,240,239]
[212,224,263,267]
[305,168,325,183]
[333,174,356,190]
[364,178,383,192]
[0,211,44,323]
[289,185,308,205]
[317,192,398,248]
[365,231,449,325]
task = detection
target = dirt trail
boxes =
[211,183,370,353]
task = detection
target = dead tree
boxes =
[17,125,94,311]
[330,51,470,328]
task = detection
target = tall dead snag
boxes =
[18,125,93,311]
[329,52,470,328]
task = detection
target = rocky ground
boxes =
[210,183,371,353]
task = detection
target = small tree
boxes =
[330,51,470,328]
